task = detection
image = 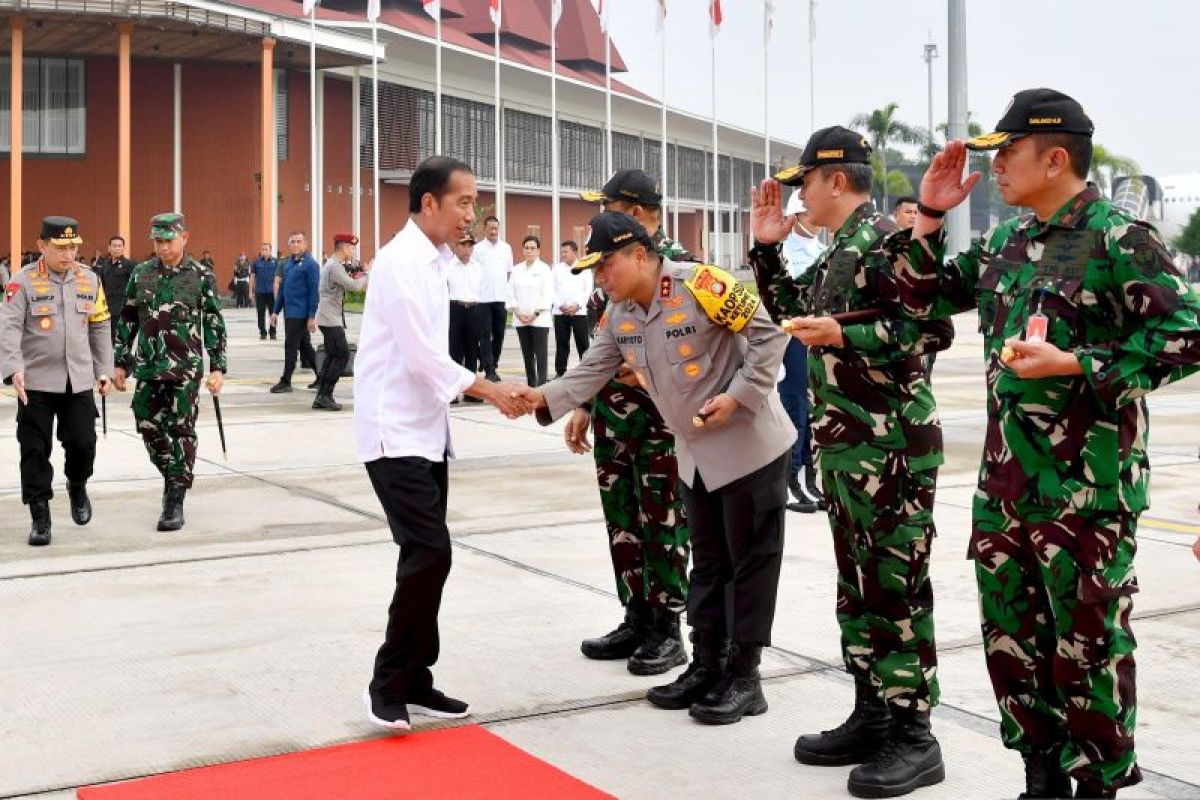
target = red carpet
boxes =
[77,724,613,799]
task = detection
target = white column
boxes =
[173,63,182,212]
[947,0,971,254]
[352,66,361,240]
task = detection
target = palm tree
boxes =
[850,103,926,210]
[1089,145,1139,195]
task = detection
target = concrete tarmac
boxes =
[1,308,1198,799]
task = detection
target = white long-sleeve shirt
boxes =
[551,262,592,316]
[446,256,482,303]
[353,220,475,463]
[474,237,514,303]
[507,260,554,328]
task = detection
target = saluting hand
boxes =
[750,179,795,246]
[919,140,983,216]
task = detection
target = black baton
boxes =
[102,393,107,438]
[212,395,228,460]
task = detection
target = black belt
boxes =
[451,300,477,307]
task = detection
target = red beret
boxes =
[334,233,359,246]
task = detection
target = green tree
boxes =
[850,103,926,211]
[1177,207,1200,258]
[1089,145,1139,195]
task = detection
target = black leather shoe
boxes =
[269,331,277,340]
[688,643,768,724]
[157,486,187,532]
[647,629,729,710]
[581,602,649,660]
[788,499,819,513]
[28,500,51,546]
[312,394,342,411]
[627,608,687,676]
[259,333,267,340]
[795,678,892,765]
[269,381,292,393]
[1074,782,1116,799]
[847,708,945,798]
[803,464,827,511]
[307,379,321,390]
[1019,751,1072,798]
[67,482,92,525]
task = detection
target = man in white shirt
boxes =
[551,240,591,378]
[473,215,514,382]
[447,232,484,403]
[354,156,527,732]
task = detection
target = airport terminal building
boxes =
[1,0,803,284]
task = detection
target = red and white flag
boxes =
[489,0,501,26]
[655,0,667,32]
[422,0,439,20]
[709,0,723,39]
[764,0,775,44]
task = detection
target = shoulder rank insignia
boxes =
[684,264,759,333]
[660,275,673,298]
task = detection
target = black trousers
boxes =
[17,388,97,504]
[682,451,789,646]
[553,314,590,377]
[477,301,507,378]
[448,302,482,374]
[234,282,251,308]
[255,292,276,336]
[317,325,350,396]
[365,456,452,701]
[281,316,317,384]
[516,326,549,387]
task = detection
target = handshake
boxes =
[469,381,547,420]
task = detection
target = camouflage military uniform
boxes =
[888,184,1200,790]
[114,255,227,488]
[590,233,691,613]
[750,203,953,711]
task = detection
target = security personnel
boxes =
[750,126,955,799]
[522,211,795,726]
[113,213,227,532]
[888,89,1200,800]
[568,169,691,678]
[314,232,369,411]
[0,217,113,545]
[93,235,136,342]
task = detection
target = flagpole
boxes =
[352,65,361,242]
[659,3,668,238]
[436,8,443,153]
[309,3,318,247]
[711,30,719,267]
[372,20,380,255]
[809,0,816,132]
[551,0,559,271]
[494,3,504,227]
[604,0,611,176]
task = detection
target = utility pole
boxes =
[923,38,938,158]
[946,0,971,254]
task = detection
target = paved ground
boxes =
[1,307,1198,799]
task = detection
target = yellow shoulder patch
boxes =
[89,283,112,324]
[684,264,759,333]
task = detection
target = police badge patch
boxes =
[4,282,19,303]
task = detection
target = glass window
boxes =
[0,56,87,155]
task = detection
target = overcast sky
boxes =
[606,0,1197,178]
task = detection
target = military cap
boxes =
[580,169,663,207]
[966,88,1094,151]
[40,216,83,246]
[457,231,476,245]
[774,126,873,186]
[333,232,359,246]
[149,212,187,241]
[571,211,655,274]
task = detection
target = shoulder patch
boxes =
[684,264,760,333]
[4,281,21,303]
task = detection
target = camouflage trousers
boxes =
[592,381,689,614]
[972,494,1141,791]
[132,379,200,489]
[823,462,939,711]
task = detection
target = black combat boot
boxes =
[581,600,649,660]
[688,642,768,725]
[794,678,892,765]
[67,481,92,525]
[803,463,827,511]
[847,707,945,798]
[627,607,687,676]
[1074,781,1116,799]
[1019,751,1072,798]
[28,500,52,546]
[312,393,342,411]
[646,628,729,710]
[158,485,187,532]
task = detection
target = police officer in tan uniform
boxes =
[519,211,795,725]
[0,217,114,545]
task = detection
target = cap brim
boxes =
[47,236,83,246]
[579,190,607,203]
[571,251,603,274]
[964,131,1026,151]
[150,232,180,241]
[773,164,810,187]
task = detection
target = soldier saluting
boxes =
[0,217,114,546]
[113,213,227,532]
